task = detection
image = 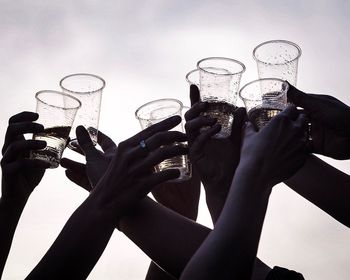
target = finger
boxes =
[4,122,44,144]
[295,113,308,130]
[287,83,313,109]
[190,84,200,106]
[139,169,181,196]
[120,115,182,149]
[280,105,298,120]
[9,111,39,124]
[4,159,50,174]
[190,123,221,154]
[133,144,188,172]
[125,131,188,162]
[185,116,217,133]
[229,107,247,141]
[97,131,116,152]
[76,126,99,160]
[65,170,92,192]
[2,140,47,163]
[184,102,207,121]
[60,158,86,173]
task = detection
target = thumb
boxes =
[230,107,247,141]
[76,126,99,160]
[190,84,200,106]
[243,121,257,139]
[287,83,313,110]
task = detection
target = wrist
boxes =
[234,159,274,194]
[0,196,28,213]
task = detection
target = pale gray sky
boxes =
[0,0,349,279]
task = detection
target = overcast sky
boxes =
[0,1,349,279]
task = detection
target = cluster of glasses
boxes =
[30,74,105,168]
[31,40,301,183]
[186,40,301,134]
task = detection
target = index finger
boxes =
[123,115,182,147]
[190,84,200,106]
[97,130,116,152]
[9,111,38,124]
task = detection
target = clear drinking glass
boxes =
[185,69,200,87]
[197,57,246,138]
[30,90,81,168]
[59,73,105,151]
[239,78,288,130]
[135,98,192,182]
[253,40,301,86]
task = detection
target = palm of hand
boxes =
[85,148,116,187]
[192,138,239,193]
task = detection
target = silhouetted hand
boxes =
[184,85,246,222]
[61,130,116,191]
[288,83,350,159]
[1,111,50,202]
[79,117,188,220]
[241,105,308,189]
[61,117,188,197]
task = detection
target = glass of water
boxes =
[253,40,302,86]
[135,98,192,182]
[239,78,288,130]
[59,73,105,151]
[197,57,246,139]
[30,90,81,168]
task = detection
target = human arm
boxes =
[146,170,201,280]
[181,106,308,279]
[185,85,246,223]
[60,119,269,280]
[0,112,49,278]
[27,116,188,279]
[285,154,350,227]
[286,84,350,227]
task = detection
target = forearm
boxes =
[26,197,115,279]
[181,163,271,280]
[0,197,27,278]
[119,197,210,278]
[285,154,350,227]
[205,190,228,224]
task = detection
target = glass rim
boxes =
[59,73,106,94]
[196,57,246,75]
[35,90,82,110]
[135,98,184,122]
[253,40,302,65]
[185,69,199,85]
[239,78,288,101]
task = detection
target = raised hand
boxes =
[1,111,50,202]
[184,85,246,222]
[240,105,308,188]
[81,115,188,220]
[61,130,116,191]
[0,111,50,278]
[288,83,350,159]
